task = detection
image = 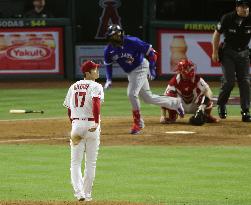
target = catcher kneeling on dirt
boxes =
[160,59,219,126]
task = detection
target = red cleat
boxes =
[130,124,141,134]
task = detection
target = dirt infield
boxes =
[1,79,248,146]
[0,116,251,146]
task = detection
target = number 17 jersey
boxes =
[63,80,104,119]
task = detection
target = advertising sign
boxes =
[75,45,126,79]
[0,27,63,74]
[158,29,224,75]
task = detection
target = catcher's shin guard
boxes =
[160,108,177,124]
[197,96,219,123]
[204,107,219,123]
[160,107,167,124]
[167,109,178,122]
[131,110,142,134]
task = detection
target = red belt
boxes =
[72,118,94,121]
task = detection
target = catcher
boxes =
[160,59,219,126]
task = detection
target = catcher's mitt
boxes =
[189,109,205,126]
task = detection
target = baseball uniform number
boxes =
[75,92,86,107]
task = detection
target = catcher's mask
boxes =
[175,59,196,79]
[106,24,124,46]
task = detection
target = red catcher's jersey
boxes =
[165,74,209,103]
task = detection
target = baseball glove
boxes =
[189,109,205,126]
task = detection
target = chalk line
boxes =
[0,137,67,143]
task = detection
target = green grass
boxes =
[0,145,251,204]
[0,88,67,120]
[0,86,242,120]
[0,84,249,204]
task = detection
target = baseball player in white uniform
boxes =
[63,60,104,201]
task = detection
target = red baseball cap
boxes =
[81,60,100,73]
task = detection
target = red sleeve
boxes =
[168,75,177,86]
[167,91,177,97]
[67,108,72,123]
[165,75,177,97]
[92,97,101,123]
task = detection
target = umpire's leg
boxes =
[235,50,250,112]
[217,51,236,106]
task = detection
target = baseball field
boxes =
[0,80,251,205]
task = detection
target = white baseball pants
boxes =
[127,58,181,110]
[70,120,100,200]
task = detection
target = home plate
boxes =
[165,131,195,134]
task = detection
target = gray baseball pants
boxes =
[127,58,181,111]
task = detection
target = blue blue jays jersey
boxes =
[104,35,151,73]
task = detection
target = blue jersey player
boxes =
[104,24,184,134]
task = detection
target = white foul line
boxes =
[0,137,67,143]
[0,117,67,122]
[165,131,195,134]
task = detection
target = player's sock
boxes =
[131,110,142,134]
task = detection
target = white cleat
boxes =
[75,192,85,201]
[85,197,92,202]
[139,119,145,129]
[160,116,167,124]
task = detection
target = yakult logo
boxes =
[6,46,51,60]
[95,0,122,39]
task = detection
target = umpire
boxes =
[212,0,251,122]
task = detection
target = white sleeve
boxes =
[197,78,209,93]
[91,84,104,102]
[63,86,72,108]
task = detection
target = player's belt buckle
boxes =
[72,118,94,121]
